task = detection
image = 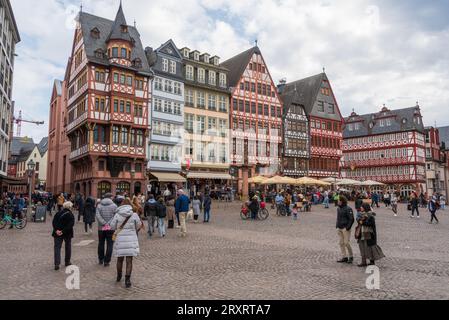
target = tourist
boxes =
[166,196,176,229]
[203,193,212,223]
[292,203,299,221]
[384,192,391,207]
[440,195,446,210]
[175,190,190,237]
[163,187,172,202]
[157,197,167,237]
[82,197,96,235]
[192,196,201,224]
[144,194,159,238]
[52,201,75,271]
[110,198,142,288]
[391,192,399,216]
[56,193,65,212]
[336,195,355,264]
[132,195,143,217]
[355,203,385,267]
[76,193,84,222]
[410,191,420,219]
[323,190,330,209]
[10,194,25,229]
[96,193,117,267]
[248,195,260,220]
[354,193,363,216]
[428,193,440,224]
[275,192,285,215]
[371,192,380,208]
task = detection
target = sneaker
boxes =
[410,215,415,219]
[54,265,60,271]
[394,214,398,217]
[337,258,349,263]
[357,263,368,268]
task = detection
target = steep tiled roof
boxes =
[106,3,132,43]
[281,73,324,115]
[343,106,425,138]
[220,46,261,88]
[10,137,35,157]
[78,10,151,75]
[37,137,49,157]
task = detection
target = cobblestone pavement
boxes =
[1,202,449,300]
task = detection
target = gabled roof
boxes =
[10,137,35,157]
[106,3,132,43]
[54,80,63,96]
[155,39,183,60]
[343,106,425,138]
[78,10,151,74]
[437,126,449,149]
[280,86,305,114]
[220,46,261,88]
[281,73,325,115]
[37,137,49,157]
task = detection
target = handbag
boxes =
[112,216,131,242]
[354,225,361,240]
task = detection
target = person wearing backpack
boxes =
[157,197,167,237]
[144,194,159,238]
[336,196,355,264]
[429,193,440,224]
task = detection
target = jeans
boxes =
[179,212,187,236]
[98,230,114,264]
[54,236,72,266]
[323,198,329,208]
[204,208,210,222]
[147,216,157,236]
[337,228,353,259]
[158,218,166,237]
[411,206,420,217]
[175,212,180,226]
[430,210,439,223]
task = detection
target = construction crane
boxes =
[13,111,45,137]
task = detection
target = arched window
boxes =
[97,181,111,199]
[90,28,100,39]
[116,182,130,195]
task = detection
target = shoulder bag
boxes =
[112,216,131,242]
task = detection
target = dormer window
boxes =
[194,52,200,61]
[133,58,142,68]
[183,48,190,58]
[94,49,104,59]
[90,28,100,39]
[202,54,210,63]
[121,25,128,33]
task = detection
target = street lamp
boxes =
[130,169,136,197]
[27,160,36,218]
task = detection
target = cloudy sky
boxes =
[10,0,449,141]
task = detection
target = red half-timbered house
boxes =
[64,5,153,198]
[283,73,343,179]
[342,105,426,198]
[221,46,283,196]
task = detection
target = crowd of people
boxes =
[48,189,213,288]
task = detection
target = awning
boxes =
[149,172,186,183]
[187,172,233,180]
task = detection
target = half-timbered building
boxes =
[278,82,310,177]
[282,73,343,179]
[65,4,152,198]
[221,46,283,196]
[342,105,426,198]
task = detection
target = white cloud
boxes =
[9,0,449,140]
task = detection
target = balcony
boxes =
[70,144,146,161]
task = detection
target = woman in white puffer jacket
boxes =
[110,199,142,288]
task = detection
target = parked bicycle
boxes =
[240,202,269,221]
[0,210,27,230]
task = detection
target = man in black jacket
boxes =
[144,194,160,238]
[52,201,75,270]
[336,196,355,264]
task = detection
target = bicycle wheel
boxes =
[240,211,249,220]
[0,219,8,229]
[15,218,27,230]
[258,208,269,220]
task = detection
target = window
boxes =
[154,78,163,91]
[112,47,119,58]
[198,68,205,83]
[120,74,126,85]
[174,82,182,95]
[186,65,194,81]
[126,76,133,86]
[114,100,118,113]
[328,103,335,114]
[386,118,392,126]
[112,126,119,144]
[120,100,125,113]
[209,71,216,86]
[185,114,194,132]
[196,116,206,133]
[317,101,324,112]
[121,127,129,145]
[197,92,205,108]
[379,119,385,127]
[136,130,144,147]
[219,96,227,112]
[95,70,105,83]
[135,79,144,90]
[186,89,194,107]
[114,73,119,83]
[219,73,226,87]
[208,94,216,111]
[170,60,176,74]
[162,58,169,72]
[126,102,131,114]
[121,48,128,59]
[208,117,217,135]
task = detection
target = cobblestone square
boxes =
[1,202,448,300]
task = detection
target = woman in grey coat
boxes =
[110,199,142,288]
[192,196,202,223]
